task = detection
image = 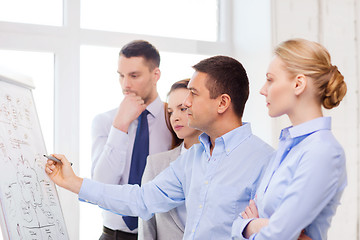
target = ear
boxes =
[294,74,307,96]
[152,67,161,84]
[217,94,231,114]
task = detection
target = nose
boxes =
[259,83,267,96]
[172,110,180,122]
[121,76,131,89]
[183,91,192,108]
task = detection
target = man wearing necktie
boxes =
[91,40,172,240]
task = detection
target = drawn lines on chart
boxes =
[0,94,32,131]
[2,155,66,239]
[0,84,68,239]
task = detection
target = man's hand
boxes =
[45,154,83,194]
[113,93,147,132]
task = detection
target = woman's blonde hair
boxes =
[275,38,347,109]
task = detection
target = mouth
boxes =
[123,89,135,95]
[174,125,183,131]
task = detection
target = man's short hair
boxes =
[192,56,249,118]
[119,40,160,70]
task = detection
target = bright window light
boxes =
[0,0,63,26]
[81,0,218,41]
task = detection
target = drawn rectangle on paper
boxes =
[0,74,69,240]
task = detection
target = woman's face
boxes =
[260,56,297,118]
[167,88,199,140]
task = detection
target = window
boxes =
[81,0,218,41]
[0,0,63,26]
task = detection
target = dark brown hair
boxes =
[192,56,249,117]
[120,40,160,70]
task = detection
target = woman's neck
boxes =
[288,102,323,126]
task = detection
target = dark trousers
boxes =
[99,226,138,240]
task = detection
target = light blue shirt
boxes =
[79,123,274,240]
[232,117,347,240]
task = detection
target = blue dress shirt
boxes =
[232,117,347,240]
[79,123,274,240]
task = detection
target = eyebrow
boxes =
[188,87,199,93]
[117,71,141,75]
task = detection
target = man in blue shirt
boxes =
[45,55,274,240]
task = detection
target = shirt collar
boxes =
[199,122,253,156]
[280,117,331,140]
[146,96,163,118]
[180,142,188,155]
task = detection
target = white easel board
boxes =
[0,68,69,240]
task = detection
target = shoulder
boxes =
[147,146,182,163]
[92,108,117,125]
[294,130,347,188]
[300,130,345,165]
[143,146,182,183]
[91,108,118,135]
[246,134,275,157]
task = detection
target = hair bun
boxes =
[322,65,347,109]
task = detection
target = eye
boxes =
[180,107,187,112]
[167,110,173,116]
[131,74,139,78]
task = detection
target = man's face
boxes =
[183,72,219,132]
[117,56,159,104]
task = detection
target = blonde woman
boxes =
[232,39,347,240]
[139,79,201,240]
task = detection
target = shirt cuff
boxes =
[232,217,254,240]
[107,125,129,148]
[78,178,102,205]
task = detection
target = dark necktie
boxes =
[123,109,149,230]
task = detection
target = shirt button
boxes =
[192,229,195,233]
[204,180,209,184]
[199,204,203,208]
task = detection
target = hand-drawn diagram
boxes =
[0,80,69,240]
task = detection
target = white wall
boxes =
[232,0,273,144]
[233,0,360,239]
